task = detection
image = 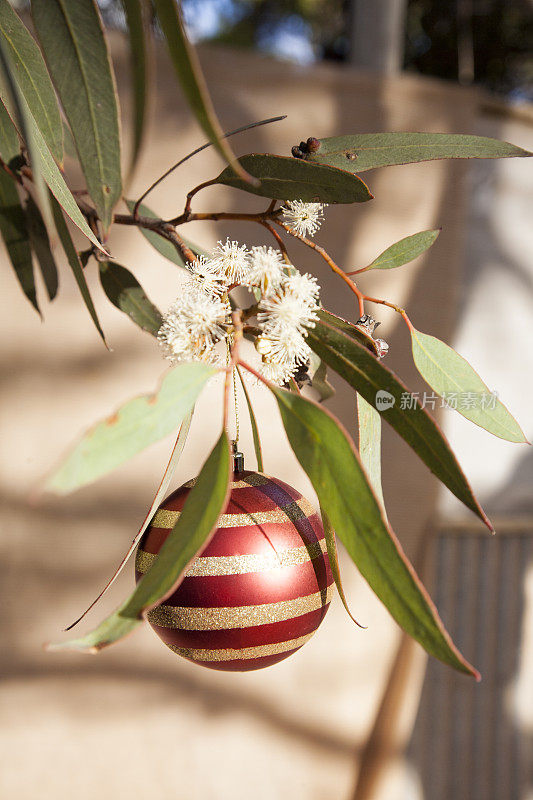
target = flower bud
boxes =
[255,336,272,356]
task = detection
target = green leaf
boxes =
[121,0,150,175]
[32,0,122,231]
[50,195,106,343]
[0,93,20,166]
[125,200,209,267]
[2,86,105,250]
[31,113,105,248]
[320,505,364,628]
[63,409,194,631]
[99,260,162,336]
[357,393,385,509]
[152,0,253,185]
[48,430,231,652]
[61,116,77,160]
[307,317,492,530]
[236,365,263,472]
[0,165,38,313]
[46,361,216,494]
[272,385,478,676]
[48,611,139,653]
[0,41,53,229]
[307,132,532,173]
[358,229,440,272]
[25,194,58,300]
[0,0,62,163]
[216,154,373,203]
[411,328,527,443]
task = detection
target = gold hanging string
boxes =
[226,337,240,446]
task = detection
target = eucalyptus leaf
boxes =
[48,431,231,652]
[152,0,252,184]
[307,317,492,530]
[13,96,105,250]
[307,132,532,173]
[357,393,385,509]
[359,229,440,272]
[216,154,373,203]
[411,328,527,443]
[25,194,58,300]
[61,117,77,160]
[121,0,150,174]
[50,195,106,343]
[0,93,20,166]
[0,42,53,229]
[99,260,162,336]
[320,505,364,628]
[31,120,103,249]
[237,366,263,472]
[0,166,38,313]
[32,0,122,231]
[318,308,378,355]
[272,385,478,676]
[46,361,216,494]
[0,0,63,163]
[125,200,208,267]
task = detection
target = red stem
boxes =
[363,296,414,330]
[273,220,365,317]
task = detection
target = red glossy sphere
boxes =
[135,470,333,671]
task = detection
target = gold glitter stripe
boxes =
[151,498,317,530]
[147,584,334,630]
[183,474,270,491]
[231,474,270,488]
[167,632,315,662]
[151,508,181,528]
[136,538,328,577]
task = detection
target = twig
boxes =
[237,359,271,388]
[273,220,365,317]
[167,207,281,227]
[363,296,414,330]
[259,220,291,262]
[182,178,218,218]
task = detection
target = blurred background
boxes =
[1,1,532,798]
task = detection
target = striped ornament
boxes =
[135,470,334,671]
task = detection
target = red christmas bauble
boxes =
[135,470,334,671]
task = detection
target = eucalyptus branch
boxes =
[237,358,271,388]
[273,219,365,317]
[168,229,197,263]
[168,207,282,227]
[182,178,218,218]
[259,220,291,262]
[363,296,414,330]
